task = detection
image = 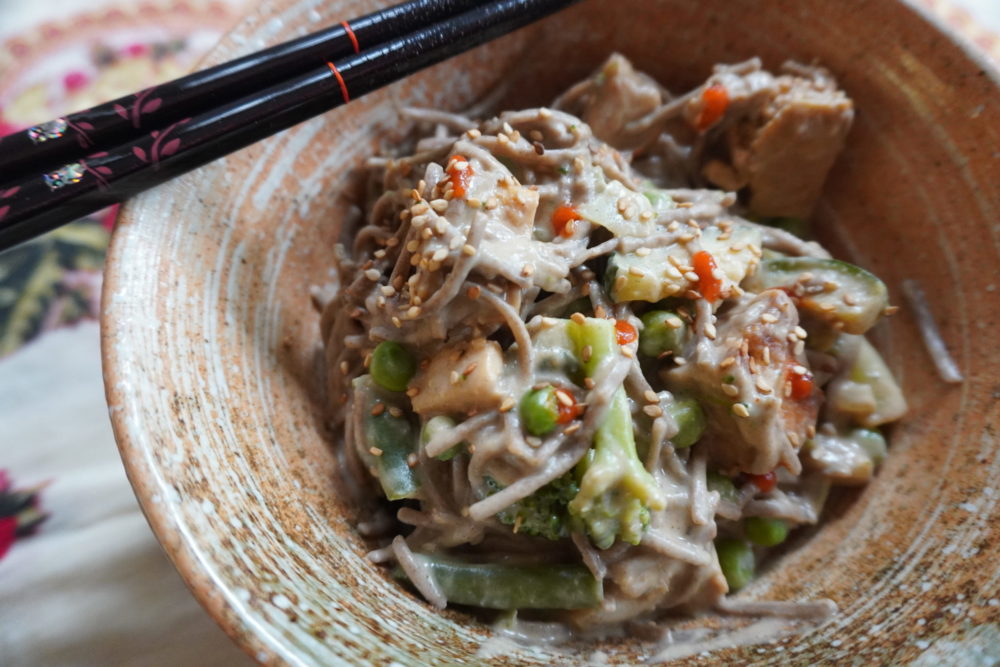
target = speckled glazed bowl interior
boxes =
[102,0,1000,663]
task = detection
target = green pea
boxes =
[851,428,887,465]
[639,310,688,358]
[667,398,706,448]
[371,341,417,392]
[421,415,462,461]
[520,386,559,436]
[744,517,789,547]
[707,471,740,504]
[716,538,755,591]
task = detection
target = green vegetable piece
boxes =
[666,397,706,448]
[520,386,560,437]
[484,473,579,541]
[707,471,740,504]
[353,375,420,500]
[566,317,666,549]
[848,338,907,428]
[851,427,887,465]
[404,555,603,610]
[639,310,688,358]
[370,341,417,392]
[716,538,755,591]
[744,517,789,547]
[743,257,889,334]
[421,415,462,461]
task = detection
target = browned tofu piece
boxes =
[742,82,853,218]
[410,338,506,415]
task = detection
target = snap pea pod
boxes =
[353,375,419,501]
[401,555,603,610]
[742,257,888,334]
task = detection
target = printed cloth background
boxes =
[0,1,997,666]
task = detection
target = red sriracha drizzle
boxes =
[551,203,581,238]
[788,365,815,400]
[747,471,777,493]
[554,389,583,424]
[615,319,638,346]
[447,155,474,198]
[692,250,722,302]
[694,83,729,131]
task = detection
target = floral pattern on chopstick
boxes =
[131,118,190,170]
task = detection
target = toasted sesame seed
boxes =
[678,233,695,243]
[497,133,510,144]
[555,390,574,407]
[720,356,736,369]
[721,383,740,397]
[421,227,433,239]
[583,377,596,389]
[449,370,461,385]
[411,201,430,216]
[430,198,449,213]
[594,305,607,319]
[521,264,534,277]
[643,405,664,417]
[674,356,687,365]
[756,378,773,393]
[732,403,750,418]
[629,266,646,277]
[705,323,717,339]
[644,390,659,403]
[409,254,421,267]
[640,210,654,222]
[462,244,477,256]
[573,156,586,173]
[582,345,593,363]
[791,365,808,375]
[407,306,421,319]
[406,452,418,467]
[484,197,499,210]
[467,285,481,300]
[369,446,383,456]
[427,260,442,272]
[371,402,385,416]
[376,295,386,307]
[466,128,482,139]
[374,249,387,259]
[533,141,545,155]
[392,316,402,328]
[684,271,700,282]
[409,188,422,201]
[807,425,817,438]
[539,108,552,118]
[570,312,586,325]
[884,305,900,316]
[622,347,635,358]
[430,248,448,262]
[783,380,792,397]
[406,387,420,398]
[364,269,381,281]
[794,326,808,339]
[564,422,582,434]
[761,313,778,323]
[499,397,516,412]
[763,347,771,365]
[502,122,514,134]
[843,293,857,306]
[380,285,396,297]
[635,247,652,257]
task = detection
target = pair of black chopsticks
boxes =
[0,0,580,251]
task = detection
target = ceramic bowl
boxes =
[102,0,1000,663]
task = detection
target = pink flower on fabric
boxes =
[0,470,49,561]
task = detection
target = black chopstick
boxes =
[0,0,486,178]
[0,0,579,251]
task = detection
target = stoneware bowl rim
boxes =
[102,0,1000,664]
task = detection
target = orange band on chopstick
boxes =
[326,62,351,103]
[341,20,360,53]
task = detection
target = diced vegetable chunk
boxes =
[353,375,420,500]
[410,338,506,415]
[404,555,603,609]
[743,257,888,334]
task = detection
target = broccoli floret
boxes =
[566,317,666,549]
[484,473,579,541]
